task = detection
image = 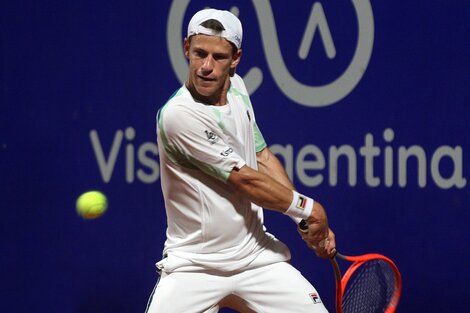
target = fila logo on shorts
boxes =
[309,293,322,304]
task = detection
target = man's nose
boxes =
[201,55,214,73]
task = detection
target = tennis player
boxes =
[145,8,336,313]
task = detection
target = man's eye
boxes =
[213,54,228,61]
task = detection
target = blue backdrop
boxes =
[1,1,469,312]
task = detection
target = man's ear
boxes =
[183,38,190,59]
[230,49,242,73]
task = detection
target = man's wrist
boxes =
[284,190,314,220]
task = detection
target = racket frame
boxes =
[331,252,402,313]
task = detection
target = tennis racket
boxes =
[296,220,402,313]
[330,252,402,313]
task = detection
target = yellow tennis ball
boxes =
[76,191,108,219]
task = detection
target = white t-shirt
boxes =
[156,74,290,272]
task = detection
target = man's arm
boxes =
[228,147,335,258]
[256,145,295,190]
[257,147,336,257]
[228,162,292,212]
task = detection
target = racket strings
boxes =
[342,259,396,313]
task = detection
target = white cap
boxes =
[187,8,243,49]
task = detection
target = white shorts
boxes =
[144,261,329,313]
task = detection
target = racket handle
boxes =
[330,258,343,313]
[298,219,308,232]
[291,216,309,232]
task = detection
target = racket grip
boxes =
[291,216,308,232]
[298,219,308,232]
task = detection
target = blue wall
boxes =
[1,1,469,312]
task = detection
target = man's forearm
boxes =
[228,165,292,213]
[256,148,295,190]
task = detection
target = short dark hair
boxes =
[188,18,238,55]
[200,19,225,32]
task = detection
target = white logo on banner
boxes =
[89,127,467,189]
[88,1,467,189]
[167,0,374,107]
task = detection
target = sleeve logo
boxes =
[205,130,219,145]
[220,147,234,157]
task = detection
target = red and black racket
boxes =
[330,252,402,313]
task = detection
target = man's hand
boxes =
[298,201,336,259]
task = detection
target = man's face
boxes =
[184,35,240,103]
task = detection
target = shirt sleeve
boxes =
[157,102,246,182]
[253,121,267,153]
